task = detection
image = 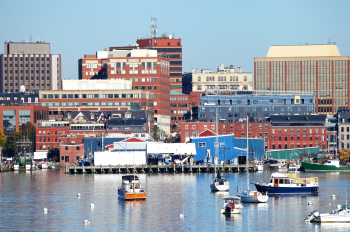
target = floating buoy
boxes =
[332,194,336,199]
[90,203,95,208]
[180,214,184,218]
[77,193,81,197]
[84,220,90,224]
[43,208,48,213]
[308,201,313,205]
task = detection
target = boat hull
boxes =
[302,162,350,172]
[254,184,319,195]
[239,194,269,203]
[210,183,230,191]
[118,193,147,200]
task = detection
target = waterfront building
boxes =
[254,44,350,115]
[59,135,84,164]
[0,41,61,93]
[337,110,350,151]
[198,89,315,122]
[36,110,153,152]
[267,115,328,150]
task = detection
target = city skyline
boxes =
[1,0,350,80]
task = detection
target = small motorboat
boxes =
[255,160,263,171]
[118,175,146,200]
[38,162,48,169]
[305,205,350,223]
[221,196,244,215]
[253,172,319,195]
[238,189,269,203]
[210,171,230,191]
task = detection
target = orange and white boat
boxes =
[118,175,146,200]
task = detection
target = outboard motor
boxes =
[225,203,232,216]
[305,211,320,222]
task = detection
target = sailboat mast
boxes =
[215,104,219,174]
[246,115,249,191]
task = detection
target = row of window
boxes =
[3,63,50,68]
[272,135,324,142]
[41,93,142,99]
[4,76,51,80]
[42,101,144,107]
[272,128,324,134]
[197,76,248,82]
[271,144,315,149]
[38,130,66,135]
[170,97,187,100]
[3,56,50,62]
[4,69,50,74]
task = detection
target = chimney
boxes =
[196,68,199,73]
[191,68,195,73]
[237,67,242,73]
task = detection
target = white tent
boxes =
[34,151,48,160]
[146,142,196,155]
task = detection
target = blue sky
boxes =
[1,0,350,80]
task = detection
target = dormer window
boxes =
[125,112,131,118]
[91,114,95,119]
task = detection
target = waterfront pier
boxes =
[66,163,256,174]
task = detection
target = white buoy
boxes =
[308,201,313,205]
[77,193,81,197]
[84,220,90,224]
[180,214,184,218]
[332,194,336,199]
[90,203,95,208]
[43,208,48,214]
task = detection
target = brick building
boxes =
[59,135,84,164]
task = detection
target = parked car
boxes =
[78,161,91,166]
[264,159,278,164]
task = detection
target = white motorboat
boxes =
[237,116,268,203]
[210,172,230,191]
[305,205,350,223]
[48,164,55,169]
[38,162,48,169]
[238,189,269,203]
[255,160,263,171]
[118,175,146,200]
[221,196,244,215]
[12,164,19,171]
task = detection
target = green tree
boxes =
[0,129,6,149]
[48,148,60,162]
[4,132,20,157]
[19,122,36,153]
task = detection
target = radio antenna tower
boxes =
[150,17,157,38]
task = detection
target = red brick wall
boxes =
[59,143,84,165]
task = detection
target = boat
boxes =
[221,196,244,215]
[305,205,350,223]
[118,175,146,200]
[210,171,230,191]
[302,159,350,172]
[38,162,48,169]
[12,164,19,171]
[237,116,268,203]
[210,105,230,192]
[48,164,55,169]
[255,160,263,171]
[288,162,300,172]
[253,172,319,195]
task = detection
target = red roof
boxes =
[199,129,217,137]
[122,138,145,142]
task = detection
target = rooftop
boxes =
[266,44,340,57]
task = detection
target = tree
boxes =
[19,122,36,153]
[0,129,6,149]
[48,148,60,162]
[4,132,19,157]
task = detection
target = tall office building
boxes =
[254,44,350,115]
[0,41,61,93]
[136,18,182,91]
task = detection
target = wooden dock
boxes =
[66,163,256,174]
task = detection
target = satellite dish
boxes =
[169,35,172,39]
[20,85,25,93]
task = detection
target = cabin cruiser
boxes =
[118,175,146,200]
[221,196,244,215]
[253,172,319,195]
[238,189,269,203]
[305,205,350,223]
[210,172,230,191]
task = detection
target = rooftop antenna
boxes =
[30,34,32,43]
[150,17,157,38]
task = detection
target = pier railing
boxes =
[66,163,256,174]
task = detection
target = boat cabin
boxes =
[323,159,340,168]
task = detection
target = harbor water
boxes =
[0,169,349,231]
